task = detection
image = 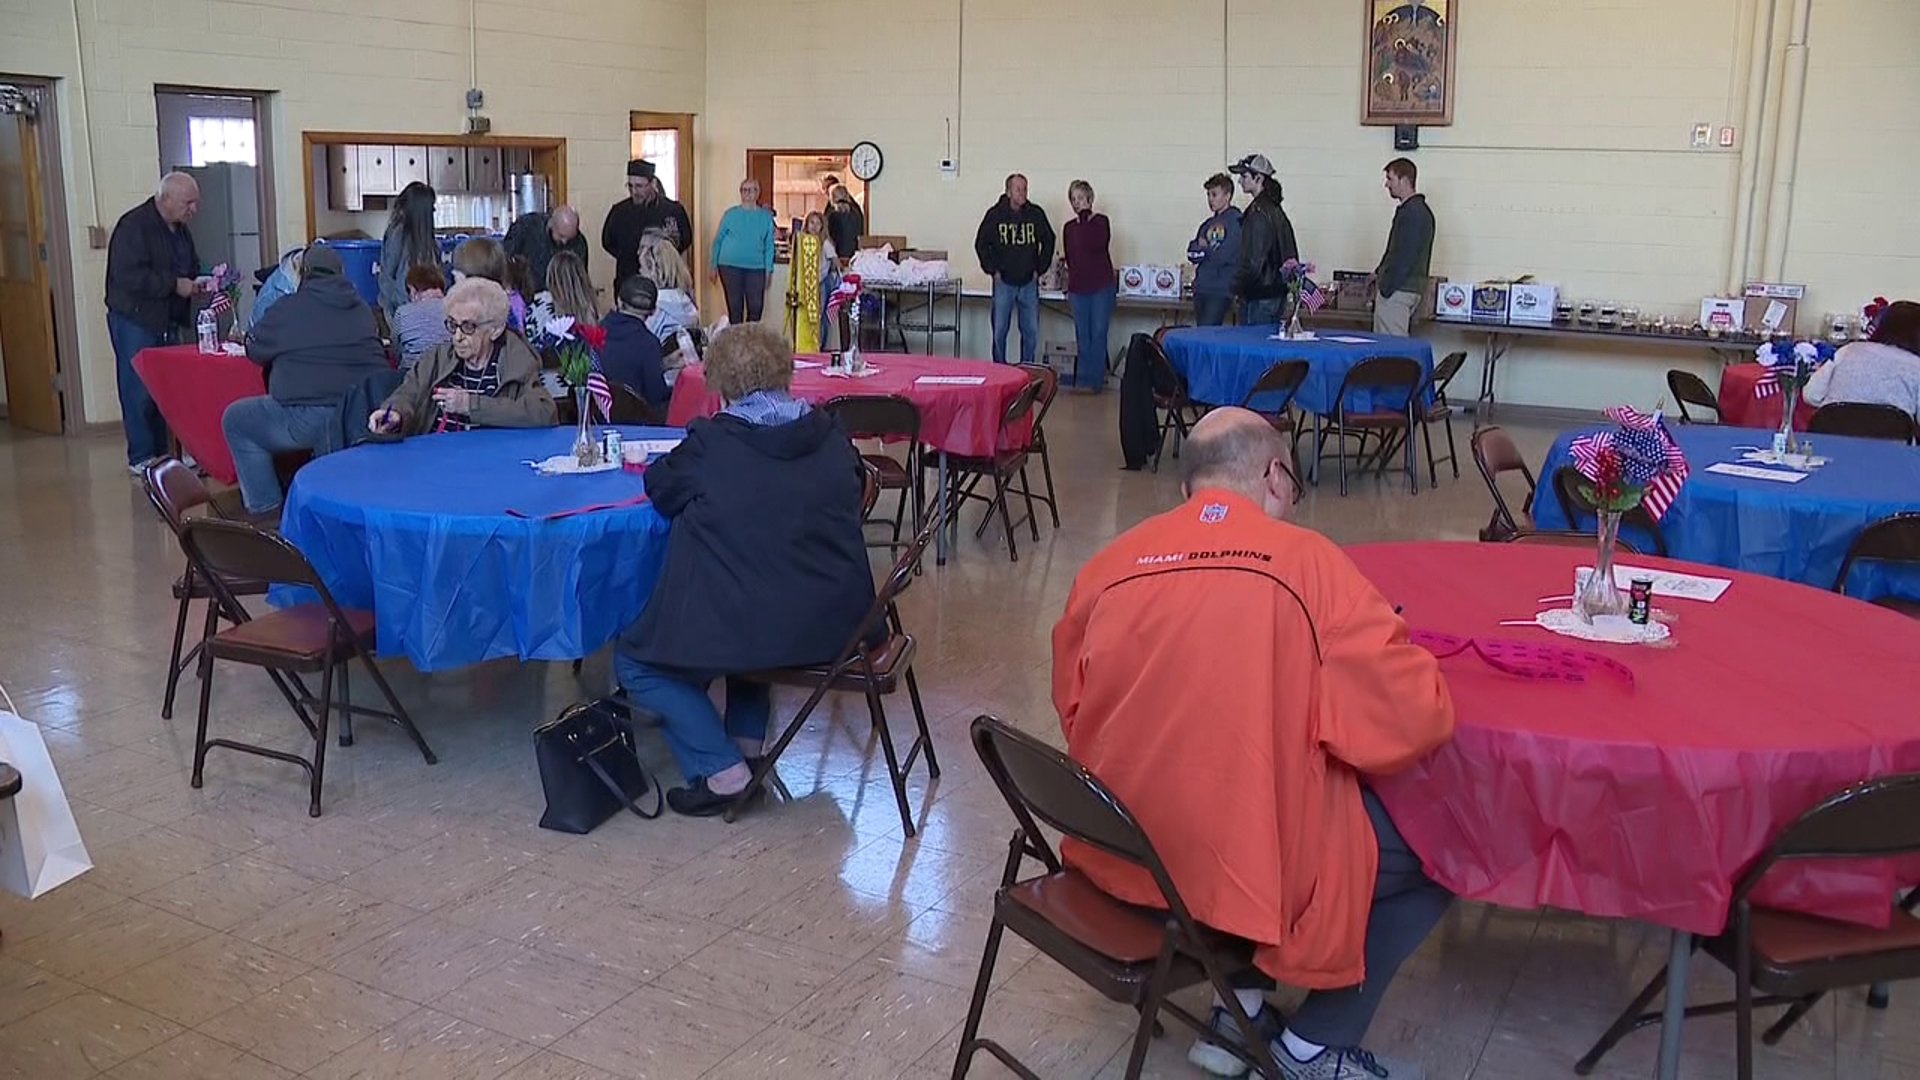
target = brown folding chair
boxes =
[732,517,940,836]
[1371,351,1468,488]
[1667,369,1722,424]
[1576,773,1920,1080]
[927,378,1045,563]
[1145,332,1204,474]
[954,716,1280,1080]
[1013,363,1062,530]
[607,381,664,425]
[1506,530,1641,555]
[177,519,437,817]
[824,394,924,560]
[1237,359,1308,434]
[1832,512,1920,619]
[1311,356,1424,496]
[1808,402,1918,444]
[1552,466,1670,557]
[1472,426,1537,542]
[142,458,270,721]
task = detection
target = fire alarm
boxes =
[1393,125,1419,151]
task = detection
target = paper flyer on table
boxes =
[794,360,824,369]
[1602,563,1734,602]
[631,438,683,456]
[1324,335,1374,344]
[1706,462,1809,484]
[914,375,988,386]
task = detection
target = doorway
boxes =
[154,87,277,329]
[629,110,696,270]
[0,77,80,436]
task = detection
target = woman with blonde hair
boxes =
[1062,178,1116,392]
[531,249,601,328]
[638,233,701,339]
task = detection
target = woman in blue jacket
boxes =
[710,178,775,324]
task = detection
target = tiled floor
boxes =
[0,400,1913,1080]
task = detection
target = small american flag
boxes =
[1299,277,1326,313]
[1607,405,1688,520]
[206,292,232,318]
[585,368,613,421]
[826,275,861,320]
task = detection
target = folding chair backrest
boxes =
[181,517,328,594]
[971,715,1160,872]
[1000,376,1043,430]
[1430,351,1468,400]
[1809,402,1918,444]
[607,382,660,425]
[1472,427,1536,537]
[1666,369,1720,423]
[1833,512,1920,594]
[143,457,215,537]
[1142,334,1191,402]
[1337,356,1423,416]
[1239,360,1308,412]
[1734,773,1920,903]
[860,461,881,518]
[1017,363,1061,427]
[824,394,921,444]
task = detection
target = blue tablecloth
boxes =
[275,426,675,671]
[1533,424,1920,602]
[1159,326,1434,414]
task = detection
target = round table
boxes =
[132,344,266,485]
[1717,362,1817,430]
[277,426,673,671]
[1532,424,1920,602]
[1158,326,1434,412]
[1355,540,1920,1078]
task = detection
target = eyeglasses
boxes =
[444,317,493,336]
[1269,455,1305,505]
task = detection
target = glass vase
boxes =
[1575,509,1631,623]
[572,386,598,465]
[1773,384,1800,456]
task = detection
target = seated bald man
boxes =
[503,204,587,292]
[1051,407,1456,1080]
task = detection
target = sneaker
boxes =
[1273,1041,1423,1080]
[1187,1004,1281,1078]
[128,456,156,477]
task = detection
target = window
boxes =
[630,129,679,200]
[188,116,256,166]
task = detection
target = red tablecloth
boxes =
[131,345,264,485]
[1356,541,1920,936]
[665,353,1033,457]
[1718,362,1816,430]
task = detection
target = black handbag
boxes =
[535,699,662,833]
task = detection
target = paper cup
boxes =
[622,443,648,469]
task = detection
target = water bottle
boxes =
[196,308,218,354]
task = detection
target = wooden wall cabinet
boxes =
[394,145,429,191]
[467,146,504,193]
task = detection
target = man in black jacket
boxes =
[615,324,873,815]
[105,171,202,472]
[974,173,1055,364]
[602,159,694,289]
[1227,153,1299,326]
[219,244,392,519]
[1374,157,1435,337]
[503,204,587,291]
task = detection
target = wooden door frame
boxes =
[153,84,280,270]
[0,74,83,434]
[628,111,696,240]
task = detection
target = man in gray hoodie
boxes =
[221,242,393,519]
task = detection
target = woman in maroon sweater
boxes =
[1063,180,1117,393]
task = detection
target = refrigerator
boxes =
[181,163,262,330]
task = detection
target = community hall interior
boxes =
[2,1,1919,1078]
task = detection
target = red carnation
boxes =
[578,323,607,351]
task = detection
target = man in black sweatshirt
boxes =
[221,243,393,519]
[974,173,1055,364]
[1228,153,1299,327]
[1374,157,1435,337]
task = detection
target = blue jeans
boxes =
[107,311,174,465]
[221,396,338,513]
[1067,284,1117,390]
[1243,297,1283,327]
[717,265,766,323]
[613,654,772,782]
[1194,291,1232,327]
[990,277,1039,365]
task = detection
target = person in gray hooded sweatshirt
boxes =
[222,242,393,519]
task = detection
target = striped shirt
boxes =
[435,346,502,432]
[392,295,450,370]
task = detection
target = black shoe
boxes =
[665,777,733,817]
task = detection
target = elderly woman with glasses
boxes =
[613,323,875,816]
[368,277,556,435]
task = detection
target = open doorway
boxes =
[629,110,696,269]
[0,77,82,436]
[154,87,277,331]
[744,149,870,264]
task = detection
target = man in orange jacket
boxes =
[1052,407,1455,1080]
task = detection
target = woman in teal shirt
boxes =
[711,179,776,324]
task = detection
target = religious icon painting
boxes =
[1363,0,1458,126]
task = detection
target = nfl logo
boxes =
[1199,503,1228,524]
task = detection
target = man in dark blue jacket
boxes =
[105,172,202,472]
[615,324,873,815]
[220,243,392,520]
[1188,173,1243,326]
[599,274,670,410]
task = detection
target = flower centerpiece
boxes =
[826,273,863,371]
[1566,406,1690,622]
[1753,338,1834,453]
[202,262,243,338]
[1277,258,1325,340]
[1862,296,1891,336]
[531,315,612,464]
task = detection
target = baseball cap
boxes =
[619,274,659,311]
[1228,153,1275,178]
[300,242,343,278]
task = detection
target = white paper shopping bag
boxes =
[0,707,94,899]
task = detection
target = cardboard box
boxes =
[1433,279,1472,320]
[1507,283,1558,325]
[1742,282,1804,335]
[1700,296,1746,332]
[1144,265,1181,298]
[1117,265,1154,297]
[1039,340,1077,379]
[1470,281,1511,324]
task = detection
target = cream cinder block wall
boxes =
[2,0,704,426]
[704,0,1913,412]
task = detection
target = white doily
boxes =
[527,454,619,476]
[1532,608,1671,645]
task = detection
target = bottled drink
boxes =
[196,308,218,353]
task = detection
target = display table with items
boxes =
[1158,325,1435,413]
[275,426,674,671]
[132,344,265,485]
[1354,540,1920,1080]
[1532,423,1920,603]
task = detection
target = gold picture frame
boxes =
[1363,0,1458,127]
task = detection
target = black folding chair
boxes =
[142,458,270,720]
[1311,356,1424,496]
[954,716,1280,1080]
[824,394,924,560]
[1013,363,1062,530]
[1576,773,1920,1080]
[1145,333,1204,474]
[1832,512,1920,619]
[1371,351,1467,487]
[177,519,437,817]
[926,379,1045,563]
[1808,402,1918,444]
[1237,359,1309,434]
[1552,466,1670,557]
[1667,369,1721,424]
